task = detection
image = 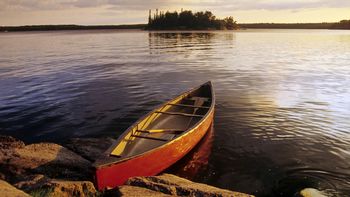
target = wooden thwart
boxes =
[110,154,122,158]
[155,111,204,117]
[137,129,184,134]
[131,134,169,141]
[184,96,211,102]
[167,103,210,109]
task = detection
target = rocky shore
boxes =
[0,135,253,196]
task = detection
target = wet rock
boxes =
[300,188,327,197]
[0,179,30,197]
[64,137,117,162]
[0,140,92,183]
[123,173,254,197]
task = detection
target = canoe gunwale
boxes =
[93,81,215,169]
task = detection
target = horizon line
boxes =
[1,21,345,27]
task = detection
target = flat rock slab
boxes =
[0,180,30,197]
[123,173,254,197]
[0,140,92,183]
[64,137,117,162]
[13,174,97,197]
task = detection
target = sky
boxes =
[0,0,350,26]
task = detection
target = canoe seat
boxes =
[137,129,184,134]
[131,134,169,141]
[155,111,204,118]
[167,103,210,109]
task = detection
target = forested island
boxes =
[147,9,238,30]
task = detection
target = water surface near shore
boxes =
[0,29,349,196]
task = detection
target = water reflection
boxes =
[0,29,349,196]
[148,32,217,42]
[166,123,214,180]
[148,32,217,55]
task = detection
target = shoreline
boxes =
[1,23,349,33]
[1,28,349,35]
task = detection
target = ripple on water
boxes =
[0,29,350,196]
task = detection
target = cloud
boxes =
[0,0,182,11]
[0,0,72,10]
[1,0,349,25]
[190,0,350,11]
[1,0,350,11]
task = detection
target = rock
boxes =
[300,188,327,197]
[0,140,92,183]
[118,185,171,197]
[0,135,25,149]
[14,174,49,192]
[40,180,97,197]
[13,174,97,197]
[123,173,254,197]
[64,137,117,162]
[0,179,30,197]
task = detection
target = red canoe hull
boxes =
[95,110,214,190]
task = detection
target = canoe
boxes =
[93,81,215,190]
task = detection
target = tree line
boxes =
[239,23,334,29]
[0,24,146,32]
[332,20,350,29]
[147,9,238,30]
[239,20,350,29]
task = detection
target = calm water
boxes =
[0,29,349,196]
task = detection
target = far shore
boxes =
[1,22,350,32]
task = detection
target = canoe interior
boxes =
[109,82,212,159]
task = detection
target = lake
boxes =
[0,29,349,196]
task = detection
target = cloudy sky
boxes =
[1,0,350,26]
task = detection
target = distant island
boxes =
[240,20,350,29]
[331,20,350,29]
[0,24,146,32]
[147,9,238,30]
